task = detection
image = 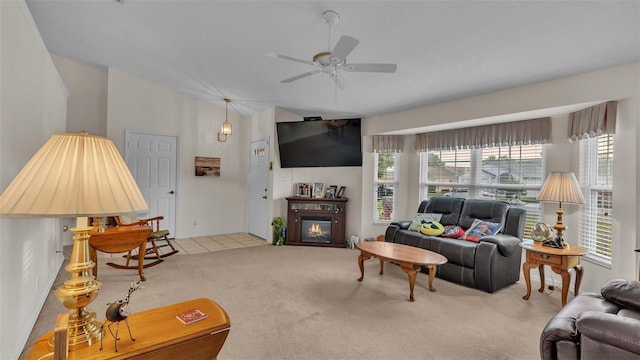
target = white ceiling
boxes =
[25,1,640,119]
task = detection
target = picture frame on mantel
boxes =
[326,185,338,199]
[313,183,325,198]
[336,186,346,199]
[297,183,311,198]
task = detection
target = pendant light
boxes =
[217,98,232,142]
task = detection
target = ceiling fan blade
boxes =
[267,53,315,66]
[343,63,397,73]
[329,35,359,64]
[281,70,321,83]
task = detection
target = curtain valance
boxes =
[568,101,617,141]
[415,117,551,152]
[371,135,404,153]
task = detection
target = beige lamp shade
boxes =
[537,172,585,205]
[0,132,148,216]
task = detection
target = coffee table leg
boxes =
[407,269,416,302]
[357,251,371,282]
[398,263,417,302]
[427,265,437,292]
[379,258,384,275]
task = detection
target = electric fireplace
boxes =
[301,217,332,244]
[285,196,347,247]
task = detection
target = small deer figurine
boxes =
[100,280,141,352]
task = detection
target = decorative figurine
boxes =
[100,280,141,352]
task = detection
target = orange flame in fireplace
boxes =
[310,223,321,235]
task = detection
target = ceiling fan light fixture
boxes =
[217,98,232,142]
[312,51,332,65]
[322,10,340,26]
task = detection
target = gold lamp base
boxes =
[49,226,103,350]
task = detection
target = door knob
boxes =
[169,191,175,194]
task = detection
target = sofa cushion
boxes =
[408,212,442,231]
[421,197,464,226]
[601,279,640,312]
[461,219,503,242]
[429,236,476,268]
[458,199,509,231]
[442,225,464,239]
[394,230,430,249]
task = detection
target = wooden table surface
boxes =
[356,241,447,301]
[26,297,231,360]
[88,226,153,281]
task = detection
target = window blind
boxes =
[578,134,614,265]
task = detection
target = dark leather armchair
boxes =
[540,279,640,360]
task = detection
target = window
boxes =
[374,153,399,223]
[420,144,544,237]
[579,134,614,266]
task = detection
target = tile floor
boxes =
[170,232,268,254]
[89,232,268,260]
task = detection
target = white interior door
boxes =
[125,131,177,236]
[248,138,269,240]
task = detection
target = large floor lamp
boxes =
[0,132,148,350]
[536,172,585,248]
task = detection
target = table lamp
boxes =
[0,132,148,350]
[536,172,585,248]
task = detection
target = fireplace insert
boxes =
[301,217,331,244]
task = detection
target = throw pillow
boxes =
[442,225,465,239]
[408,213,443,232]
[461,219,503,242]
[420,221,444,236]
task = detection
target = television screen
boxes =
[276,119,362,168]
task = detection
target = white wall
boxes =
[106,68,250,238]
[362,63,639,293]
[0,1,68,359]
[51,54,108,136]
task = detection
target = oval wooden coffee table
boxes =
[356,241,448,301]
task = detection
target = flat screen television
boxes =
[276,118,362,168]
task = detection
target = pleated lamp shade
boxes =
[0,132,148,217]
[537,172,585,205]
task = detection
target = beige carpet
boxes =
[22,244,564,360]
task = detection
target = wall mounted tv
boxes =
[276,118,362,168]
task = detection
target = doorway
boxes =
[124,130,178,236]
[248,137,270,240]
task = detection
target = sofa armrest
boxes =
[577,311,640,355]
[390,221,412,230]
[478,234,521,256]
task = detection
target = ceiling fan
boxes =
[267,10,397,90]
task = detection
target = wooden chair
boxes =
[115,215,179,265]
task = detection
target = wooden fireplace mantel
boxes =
[285,196,347,248]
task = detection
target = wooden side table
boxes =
[26,298,230,360]
[88,226,153,281]
[520,241,587,306]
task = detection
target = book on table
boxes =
[176,309,208,325]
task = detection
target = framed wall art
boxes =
[195,156,221,176]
